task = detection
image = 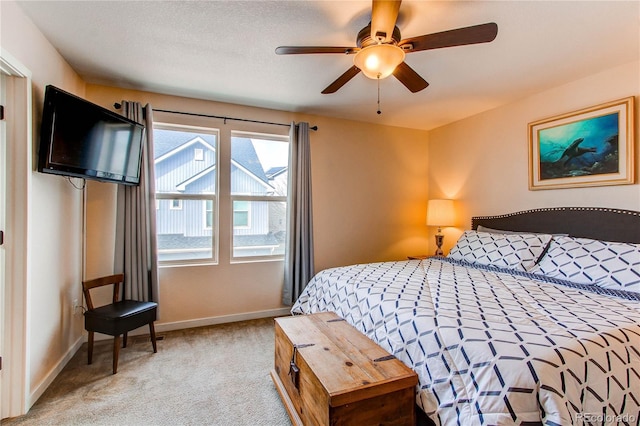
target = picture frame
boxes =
[528,96,635,190]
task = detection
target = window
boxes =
[152,124,289,266]
[204,199,214,229]
[231,132,288,261]
[233,200,250,228]
[153,124,218,264]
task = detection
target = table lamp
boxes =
[426,199,455,256]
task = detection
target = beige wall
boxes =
[84,84,430,326]
[428,60,640,254]
[1,0,86,412]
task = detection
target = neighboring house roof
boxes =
[232,138,270,184]
[266,166,287,179]
[176,164,217,191]
[157,234,211,250]
[154,129,217,159]
[154,130,275,188]
[157,234,280,250]
[155,136,215,165]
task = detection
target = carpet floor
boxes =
[2,317,291,426]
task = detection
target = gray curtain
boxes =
[114,101,159,303]
[283,122,314,305]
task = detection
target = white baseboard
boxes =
[28,335,85,409]
[89,307,293,340]
[27,306,293,408]
[155,307,292,333]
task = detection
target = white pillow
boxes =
[447,230,552,272]
[530,236,640,293]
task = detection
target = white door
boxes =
[0,52,30,419]
[0,69,6,421]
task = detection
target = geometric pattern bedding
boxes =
[291,258,640,426]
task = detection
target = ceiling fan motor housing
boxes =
[357,23,402,48]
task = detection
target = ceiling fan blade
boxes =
[322,66,361,94]
[371,0,402,43]
[393,62,429,93]
[399,22,498,52]
[275,46,358,55]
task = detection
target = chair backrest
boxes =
[82,273,125,310]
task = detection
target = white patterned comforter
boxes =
[291,258,640,426]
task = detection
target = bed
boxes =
[291,207,640,426]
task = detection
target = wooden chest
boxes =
[271,312,418,426]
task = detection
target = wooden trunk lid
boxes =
[275,312,417,406]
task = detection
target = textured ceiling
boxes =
[17,0,640,130]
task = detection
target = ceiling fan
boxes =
[275,0,498,94]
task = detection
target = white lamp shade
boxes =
[426,199,455,227]
[353,44,405,79]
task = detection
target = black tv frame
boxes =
[37,85,144,186]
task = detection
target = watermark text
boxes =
[576,412,636,424]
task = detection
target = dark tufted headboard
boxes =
[472,207,640,244]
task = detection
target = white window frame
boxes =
[155,193,218,265]
[153,123,219,266]
[230,131,289,263]
[230,195,287,262]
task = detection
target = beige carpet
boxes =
[2,318,291,426]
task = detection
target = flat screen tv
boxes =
[38,85,144,185]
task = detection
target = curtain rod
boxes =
[113,103,318,131]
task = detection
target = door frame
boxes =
[0,48,32,419]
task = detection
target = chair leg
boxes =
[123,332,128,348]
[149,322,158,353]
[87,331,94,365]
[113,335,121,374]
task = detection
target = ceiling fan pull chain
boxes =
[377,75,382,115]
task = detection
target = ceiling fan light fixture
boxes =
[353,43,405,80]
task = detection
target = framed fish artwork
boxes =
[528,96,634,190]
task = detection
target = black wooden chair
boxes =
[82,273,158,374]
